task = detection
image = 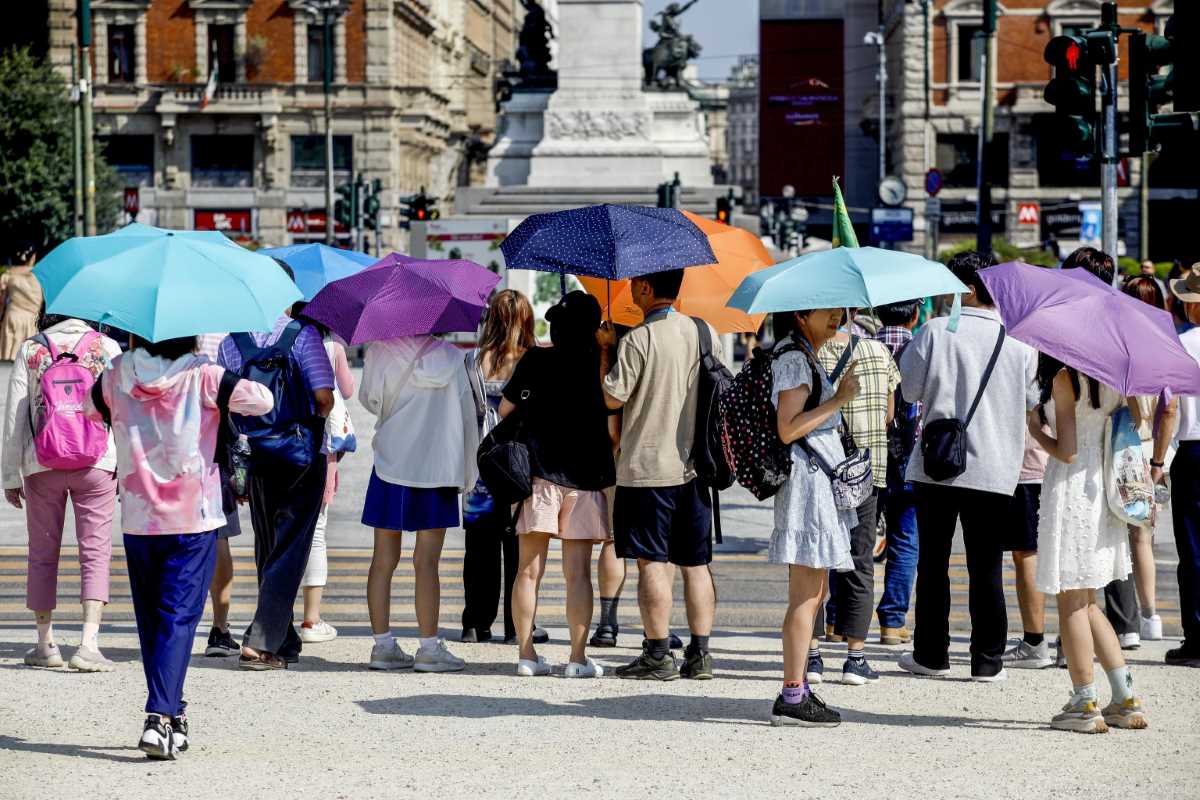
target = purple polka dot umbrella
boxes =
[302,253,501,345]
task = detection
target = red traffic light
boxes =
[1065,42,1081,71]
[415,208,427,220]
[1045,35,1091,73]
[716,210,729,223]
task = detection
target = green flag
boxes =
[831,176,859,248]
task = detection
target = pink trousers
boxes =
[24,468,118,611]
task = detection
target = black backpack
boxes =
[886,340,920,463]
[691,318,735,491]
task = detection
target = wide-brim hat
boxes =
[1169,262,1200,304]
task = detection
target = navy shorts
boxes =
[613,480,713,567]
[362,470,460,532]
[1003,483,1042,552]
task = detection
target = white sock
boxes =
[1070,682,1098,707]
[419,636,439,651]
[81,621,100,651]
[1106,666,1134,704]
[373,631,393,647]
[36,621,53,646]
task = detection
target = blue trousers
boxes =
[1172,441,1200,647]
[124,532,217,716]
[876,476,919,629]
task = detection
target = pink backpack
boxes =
[29,331,109,470]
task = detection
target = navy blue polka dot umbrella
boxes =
[500,205,717,292]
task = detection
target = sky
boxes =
[642,0,759,81]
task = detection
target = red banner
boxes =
[287,209,347,234]
[194,210,252,233]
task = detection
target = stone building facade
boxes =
[45,0,519,249]
[725,55,757,208]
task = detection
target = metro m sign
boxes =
[1017,202,1040,226]
[123,187,140,215]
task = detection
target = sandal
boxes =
[238,650,287,671]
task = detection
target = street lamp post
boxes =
[300,1,347,246]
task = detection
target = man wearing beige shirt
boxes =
[599,269,721,682]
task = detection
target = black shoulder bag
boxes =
[921,326,1006,482]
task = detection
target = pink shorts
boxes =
[517,479,612,542]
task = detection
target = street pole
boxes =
[1100,3,1119,274]
[71,45,84,238]
[80,0,96,236]
[975,0,996,254]
[323,7,335,246]
[1139,151,1151,262]
[877,24,886,197]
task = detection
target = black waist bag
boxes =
[477,411,532,508]
[921,326,1006,482]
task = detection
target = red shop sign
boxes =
[194,209,252,233]
[287,208,347,234]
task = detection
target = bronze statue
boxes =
[517,0,555,80]
[643,0,702,90]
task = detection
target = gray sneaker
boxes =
[1002,639,1052,669]
[69,645,116,672]
[1051,696,1108,734]
[24,642,64,668]
[414,639,466,673]
[368,639,415,671]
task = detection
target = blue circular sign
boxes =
[925,168,943,197]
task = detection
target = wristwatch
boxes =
[1150,459,1165,468]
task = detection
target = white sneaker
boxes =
[564,658,604,679]
[414,639,466,673]
[300,621,338,643]
[1119,632,1141,650]
[69,645,116,673]
[517,655,552,677]
[1002,639,1053,669]
[898,651,950,678]
[1139,614,1163,641]
[368,639,415,670]
[971,668,1008,683]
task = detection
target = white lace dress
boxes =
[1036,381,1132,594]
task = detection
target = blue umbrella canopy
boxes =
[260,243,377,301]
[34,223,301,342]
[500,205,717,280]
[726,246,968,313]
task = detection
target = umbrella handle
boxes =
[606,278,612,324]
[560,269,567,298]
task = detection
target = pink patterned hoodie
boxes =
[94,350,272,535]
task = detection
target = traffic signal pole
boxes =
[1099,3,1118,275]
[323,8,335,246]
[975,0,996,253]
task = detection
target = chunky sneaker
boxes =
[1165,644,1200,668]
[169,714,189,753]
[139,715,176,760]
[23,642,64,669]
[205,627,239,657]
[841,657,880,685]
[414,639,466,673]
[805,652,824,684]
[1119,632,1141,650]
[1055,638,1067,669]
[564,658,604,679]
[299,620,338,644]
[589,624,618,648]
[1003,639,1053,669]
[898,651,950,677]
[1102,697,1149,729]
[769,692,841,727]
[1051,697,1108,734]
[368,639,415,671]
[615,652,680,681]
[680,648,714,680]
[516,656,551,677]
[1139,614,1163,641]
[69,645,116,673]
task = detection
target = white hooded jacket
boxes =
[359,335,479,491]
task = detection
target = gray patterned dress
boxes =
[767,348,856,570]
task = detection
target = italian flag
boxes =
[199,59,218,110]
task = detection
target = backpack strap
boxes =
[963,326,1007,429]
[69,330,101,360]
[230,331,261,364]
[274,320,305,353]
[464,349,487,432]
[691,316,714,360]
[91,375,112,429]
[31,333,56,361]
[828,335,858,384]
[690,318,724,545]
[216,369,240,414]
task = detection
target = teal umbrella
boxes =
[726,246,969,313]
[34,223,301,342]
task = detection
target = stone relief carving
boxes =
[545,110,650,141]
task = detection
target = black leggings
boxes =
[461,509,518,639]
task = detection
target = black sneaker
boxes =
[205,627,238,657]
[615,652,680,681]
[1166,644,1200,668]
[769,692,842,727]
[139,715,175,760]
[589,624,618,648]
[805,652,825,684]
[680,648,714,680]
[532,627,550,645]
[169,714,189,753]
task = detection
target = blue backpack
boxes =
[229,322,322,470]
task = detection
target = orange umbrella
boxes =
[577,211,772,333]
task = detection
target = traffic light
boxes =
[715,192,732,224]
[400,188,439,225]
[1129,30,1173,153]
[334,182,355,230]
[363,178,382,232]
[1043,34,1097,157]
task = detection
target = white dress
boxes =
[1036,381,1132,594]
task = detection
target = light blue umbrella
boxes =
[260,243,377,301]
[34,223,301,342]
[726,246,969,313]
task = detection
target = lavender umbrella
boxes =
[979,261,1200,396]
[302,254,500,345]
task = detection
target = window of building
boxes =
[1033,114,1099,188]
[307,25,334,83]
[955,24,983,83]
[100,134,154,187]
[936,133,1009,188]
[210,24,236,83]
[190,135,254,188]
[290,135,352,187]
[108,24,135,83]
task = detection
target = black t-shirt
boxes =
[502,346,616,491]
